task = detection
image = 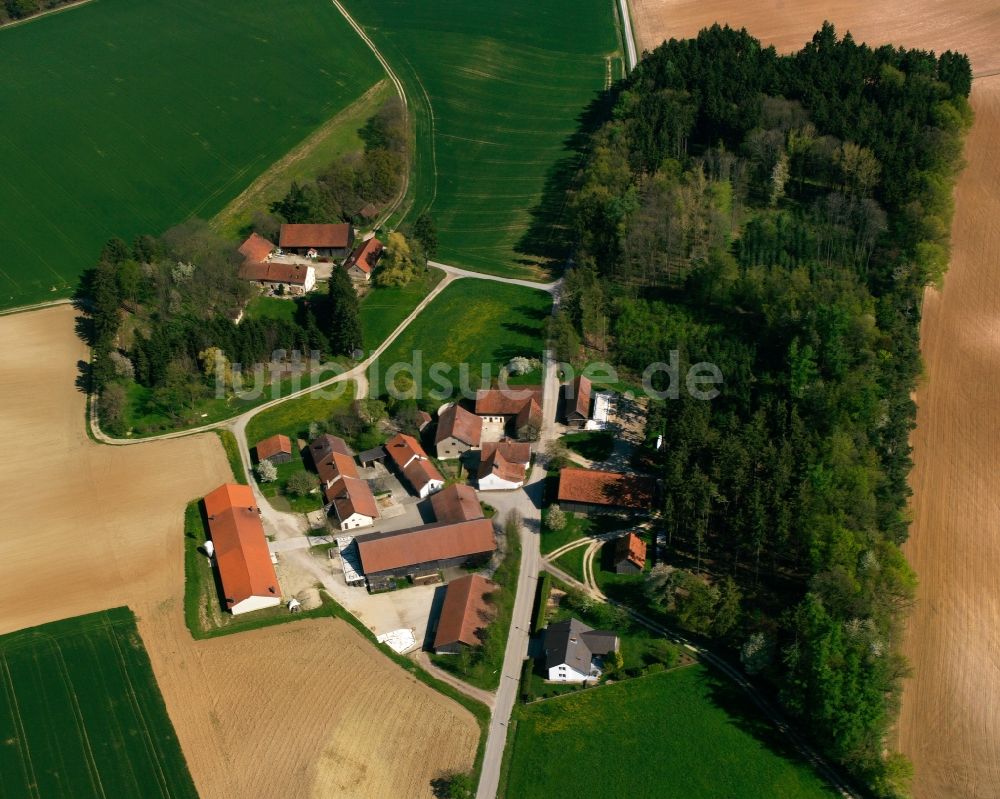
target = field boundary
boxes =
[0,0,94,31]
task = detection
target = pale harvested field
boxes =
[630,0,1000,73]
[897,76,1000,799]
[0,304,478,798]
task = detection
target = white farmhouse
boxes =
[543,618,619,683]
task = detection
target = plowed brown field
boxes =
[0,304,478,798]
[629,0,1000,74]
[898,76,1000,799]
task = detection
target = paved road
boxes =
[618,0,638,71]
[429,261,561,295]
[474,341,561,799]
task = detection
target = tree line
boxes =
[561,22,971,797]
[79,221,363,436]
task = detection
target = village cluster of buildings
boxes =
[236,222,385,296]
[198,345,654,682]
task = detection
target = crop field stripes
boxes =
[0,609,197,799]
[0,656,40,799]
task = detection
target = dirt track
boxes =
[629,0,1000,73]
[897,76,1000,799]
[0,304,478,798]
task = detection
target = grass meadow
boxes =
[0,608,196,798]
[366,278,551,401]
[0,0,383,309]
[342,0,623,278]
[503,666,840,799]
[358,269,444,352]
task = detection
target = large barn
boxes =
[203,484,281,615]
[279,223,354,258]
[433,573,496,654]
[355,519,496,582]
[557,467,656,514]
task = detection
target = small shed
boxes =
[359,446,387,466]
[612,532,647,574]
[255,434,293,465]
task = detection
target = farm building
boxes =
[477,438,530,491]
[385,432,444,498]
[435,403,483,459]
[324,475,380,530]
[563,375,592,428]
[344,236,383,281]
[430,483,484,523]
[543,618,618,683]
[279,223,354,258]
[239,261,316,295]
[255,433,292,465]
[612,533,647,574]
[238,232,276,264]
[358,446,387,467]
[203,484,281,615]
[355,519,496,582]
[417,410,432,431]
[475,386,544,441]
[557,467,656,514]
[310,434,378,530]
[433,574,496,654]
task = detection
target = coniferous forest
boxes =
[559,23,972,796]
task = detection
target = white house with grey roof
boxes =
[543,617,619,683]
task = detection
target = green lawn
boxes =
[215,429,248,484]
[342,0,622,279]
[0,608,197,798]
[552,544,587,582]
[540,510,625,555]
[562,429,615,461]
[367,278,551,401]
[0,0,383,309]
[359,269,444,352]
[504,666,840,799]
[245,380,356,446]
[244,295,300,324]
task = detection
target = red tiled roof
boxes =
[431,484,483,524]
[239,261,312,285]
[203,484,280,607]
[568,375,592,420]
[345,237,383,275]
[435,404,482,447]
[356,519,496,575]
[317,451,359,486]
[515,398,542,433]
[482,438,531,465]
[434,574,496,649]
[557,468,655,509]
[475,386,544,416]
[238,232,275,264]
[255,434,292,462]
[615,533,647,569]
[403,457,444,493]
[385,432,427,470]
[279,223,352,249]
[326,475,380,521]
[417,410,432,430]
[478,443,527,486]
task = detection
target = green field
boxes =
[0,0,383,309]
[342,0,622,278]
[503,666,839,799]
[366,278,551,401]
[359,269,444,352]
[0,608,197,798]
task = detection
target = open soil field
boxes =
[896,75,1000,799]
[0,0,383,310]
[503,666,838,798]
[0,607,196,799]
[366,278,552,400]
[343,0,622,279]
[629,0,1000,74]
[0,305,479,798]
